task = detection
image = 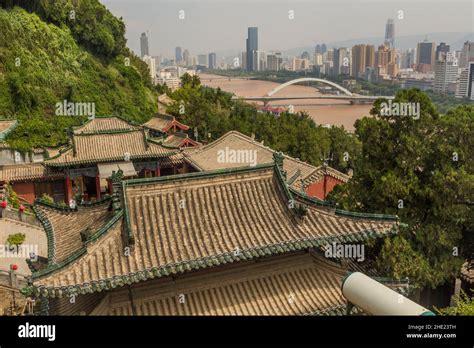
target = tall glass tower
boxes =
[140,32,149,58]
[384,19,395,48]
[246,27,258,71]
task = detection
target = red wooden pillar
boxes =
[65,175,73,204]
[155,167,161,177]
[95,174,101,200]
[107,179,113,195]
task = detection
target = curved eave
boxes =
[44,151,177,168]
[29,225,399,299]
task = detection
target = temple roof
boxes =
[30,159,399,297]
[161,132,200,149]
[45,129,176,167]
[143,114,190,133]
[72,117,140,134]
[185,131,349,189]
[90,252,348,315]
[33,199,115,264]
[0,120,17,141]
[0,163,63,183]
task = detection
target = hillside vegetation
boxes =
[0,1,157,151]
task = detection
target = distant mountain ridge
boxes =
[214,32,473,58]
[282,32,473,57]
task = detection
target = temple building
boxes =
[183,131,350,200]
[0,119,348,206]
[23,153,403,315]
[0,116,200,205]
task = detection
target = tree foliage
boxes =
[0,5,157,151]
[436,290,474,315]
[329,89,474,288]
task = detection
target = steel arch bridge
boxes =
[266,78,353,97]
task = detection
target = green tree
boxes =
[436,290,474,315]
[330,89,474,289]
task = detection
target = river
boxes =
[199,73,373,131]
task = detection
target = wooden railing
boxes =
[0,269,30,289]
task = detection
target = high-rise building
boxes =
[246,27,258,71]
[208,52,217,69]
[314,53,323,66]
[435,42,450,60]
[197,54,208,67]
[175,47,183,63]
[332,48,350,76]
[400,48,416,69]
[326,48,334,62]
[416,41,436,72]
[140,32,149,58]
[434,53,459,94]
[351,45,367,78]
[183,49,190,66]
[252,50,266,71]
[315,44,327,54]
[301,51,311,60]
[456,61,474,99]
[460,41,474,68]
[292,57,310,71]
[241,52,246,69]
[365,45,375,68]
[267,53,282,71]
[384,19,395,48]
[375,45,390,68]
[142,55,156,81]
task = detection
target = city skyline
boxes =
[102,0,473,57]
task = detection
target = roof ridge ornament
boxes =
[273,152,307,222]
[111,170,124,212]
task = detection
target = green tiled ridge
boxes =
[31,225,399,298]
[0,120,18,141]
[31,196,121,279]
[291,188,399,222]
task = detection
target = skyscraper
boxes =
[460,41,474,68]
[333,48,350,76]
[140,32,149,58]
[208,52,217,69]
[352,45,367,78]
[246,27,258,71]
[175,47,183,63]
[434,53,459,94]
[183,49,190,66]
[384,19,395,48]
[435,42,450,60]
[416,41,436,72]
[142,55,156,80]
[197,54,208,67]
[365,45,375,68]
[267,53,282,71]
[456,62,474,99]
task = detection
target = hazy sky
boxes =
[101,0,473,57]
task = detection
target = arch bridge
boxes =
[266,77,353,97]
